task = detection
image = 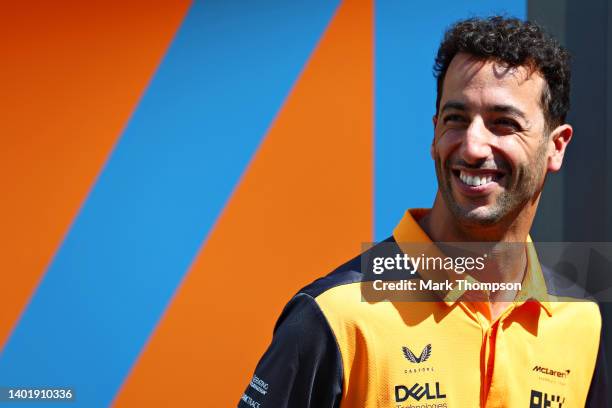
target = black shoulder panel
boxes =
[299,236,398,299]
[238,236,404,408]
[237,293,343,408]
[585,305,610,407]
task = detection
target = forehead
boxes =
[441,53,546,112]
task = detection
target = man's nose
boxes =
[460,117,493,164]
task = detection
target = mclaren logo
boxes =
[403,344,432,364]
[533,366,570,379]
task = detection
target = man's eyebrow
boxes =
[489,104,527,120]
[440,102,528,121]
[440,101,467,113]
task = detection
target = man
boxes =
[239,16,608,407]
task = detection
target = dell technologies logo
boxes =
[395,382,446,402]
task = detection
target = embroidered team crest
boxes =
[402,344,432,364]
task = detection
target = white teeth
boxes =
[459,171,494,187]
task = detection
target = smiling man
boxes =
[427,50,569,242]
[239,17,608,408]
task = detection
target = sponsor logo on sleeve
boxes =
[249,375,269,395]
[241,393,261,408]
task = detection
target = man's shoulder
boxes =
[278,236,404,328]
[297,236,397,299]
[299,254,363,300]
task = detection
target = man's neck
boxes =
[418,194,538,243]
[415,194,540,318]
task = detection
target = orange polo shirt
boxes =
[239,209,607,408]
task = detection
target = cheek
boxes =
[433,130,462,161]
[493,138,531,167]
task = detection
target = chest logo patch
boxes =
[533,365,570,378]
[402,344,432,364]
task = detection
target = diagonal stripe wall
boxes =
[1,1,341,406]
[0,0,192,353]
[1,1,525,407]
[114,1,372,405]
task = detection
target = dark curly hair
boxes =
[434,16,571,130]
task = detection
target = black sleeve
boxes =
[586,314,610,407]
[238,293,343,408]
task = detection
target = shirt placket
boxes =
[460,300,518,407]
[482,305,518,408]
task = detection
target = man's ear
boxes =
[431,115,438,160]
[547,124,573,172]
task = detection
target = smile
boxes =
[459,170,495,186]
[452,169,505,193]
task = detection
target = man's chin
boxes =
[451,204,504,227]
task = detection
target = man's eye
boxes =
[492,118,521,131]
[443,114,466,124]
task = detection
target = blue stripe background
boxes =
[374,0,526,239]
[0,1,340,406]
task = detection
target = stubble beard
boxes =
[434,141,548,228]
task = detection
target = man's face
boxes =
[432,53,550,227]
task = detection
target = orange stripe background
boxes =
[114,0,373,405]
[1,0,373,405]
[0,1,191,350]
